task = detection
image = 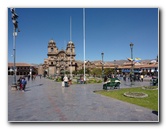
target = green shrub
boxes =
[56,77,61,82]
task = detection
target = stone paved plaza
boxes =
[8,76,158,122]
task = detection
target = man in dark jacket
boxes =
[21,78,27,92]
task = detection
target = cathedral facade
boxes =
[41,39,76,76]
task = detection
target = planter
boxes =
[142,86,158,90]
[124,92,148,98]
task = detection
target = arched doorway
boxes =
[44,71,47,77]
[60,69,65,75]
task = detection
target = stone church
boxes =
[39,39,76,76]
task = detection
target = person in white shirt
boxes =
[63,75,68,87]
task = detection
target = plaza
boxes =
[8,8,159,122]
[8,75,158,122]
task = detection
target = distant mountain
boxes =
[79,59,155,65]
[108,60,127,65]
[30,63,40,66]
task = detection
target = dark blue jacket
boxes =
[21,79,27,85]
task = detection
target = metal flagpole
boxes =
[83,8,86,82]
[64,40,66,75]
[70,16,72,79]
[70,16,72,41]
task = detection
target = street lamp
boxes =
[114,60,117,77]
[130,42,134,86]
[10,8,19,90]
[101,52,104,80]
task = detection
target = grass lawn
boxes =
[95,86,158,111]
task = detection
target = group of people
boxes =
[17,77,27,92]
[105,73,144,82]
[121,74,144,82]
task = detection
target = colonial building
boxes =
[8,63,38,76]
[39,39,76,76]
[77,60,158,76]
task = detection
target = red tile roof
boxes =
[8,63,32,67]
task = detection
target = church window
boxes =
[51,48,54,52]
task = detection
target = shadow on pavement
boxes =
[28,84,43,88]
[24,89,31,92]
[152,110,158,116]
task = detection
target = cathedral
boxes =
[41,39,76,76]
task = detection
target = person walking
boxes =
[17,77,22,90]
[31,74,33,80]
[28,74,30,81]
[63,75,68,87]
[33,74,36,80]
[140,74,144,82]
[21,77,27,92]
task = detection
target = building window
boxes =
[51,48,54,52]
[51,62,53,65]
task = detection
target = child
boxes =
[17,77,22,90]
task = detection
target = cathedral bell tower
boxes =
[47,39,58,76]
[47,39,58,54]
[66,40,76,78]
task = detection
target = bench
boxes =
[103,78,120,90]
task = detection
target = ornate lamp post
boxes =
[101,52,104,80]
[130,42,134,86]
[10,8,19,90]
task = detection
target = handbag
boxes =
[62,81,65,86]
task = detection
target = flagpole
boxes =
[70,16,72,41]
[83,8,86,82]
[70,16,72,79]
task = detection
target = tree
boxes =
[91,68,102,77]
[85,68,90,75]
[104,68,114,76]
[77,69,84,74]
